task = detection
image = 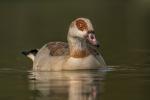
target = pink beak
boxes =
[87,33,100,47]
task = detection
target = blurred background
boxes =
[0,0,150,68]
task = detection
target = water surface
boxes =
[0,64,150,100]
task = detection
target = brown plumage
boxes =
[46,41,101,58]
[46,42,69,56]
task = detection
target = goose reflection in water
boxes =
[28,70,106,100]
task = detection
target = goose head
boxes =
[68,18,99,47]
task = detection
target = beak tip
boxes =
[96,44,100,48]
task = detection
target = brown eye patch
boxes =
[76,19,88,31]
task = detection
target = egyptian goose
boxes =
[22,18,106,71]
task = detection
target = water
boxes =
[0,0,150,100]
[0,64,150,100]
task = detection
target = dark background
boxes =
[0,0,150,68]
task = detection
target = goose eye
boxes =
[76,19,88,31]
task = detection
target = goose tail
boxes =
[22,49,38,61]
